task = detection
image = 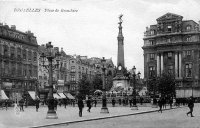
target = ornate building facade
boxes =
[143,13,200,98]
[0,24,38,101]
[68,55,115,95]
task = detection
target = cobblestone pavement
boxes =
[45,104,200,128]
[0,103,180,128]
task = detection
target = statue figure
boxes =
[118,14,123,26]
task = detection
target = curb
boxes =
[30,107,184,128]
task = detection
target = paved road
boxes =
[47,105,200,128]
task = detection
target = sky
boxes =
[0,0,200,78]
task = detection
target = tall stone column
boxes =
[117,15,125,68]
[175,52,178,78]
[157,54,160,76]
[161,53,163,75]
[179,52,182,78]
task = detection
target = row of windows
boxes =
[2,45,37,62]
[149,51,192,60]
[150,25,193,35]
[149,63,193,78]
[148,36,193,45]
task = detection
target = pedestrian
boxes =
[35,98,40,112]
[19,99,24,112]
[158,97,162,113]
[169,97,173,109]
[129,98,132,107]
[5,100,8,111]
[112,98,116,107]
[140,97,143,105]
[78,97,84,117]
[54,98,58,111]
[118,98,121,105]
[63,98,67,109]
[122,99,125,106]
[186,96,194,117]
[94,98,97,107]
[162,97,166,109]
[87,98,92,112]
[58,100,62,107]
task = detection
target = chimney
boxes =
[146,27,149,31]
[4,24,9,29]
[11,25,16,30]
[61,47,63,52]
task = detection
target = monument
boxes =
[111,14,131,93]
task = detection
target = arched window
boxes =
[28,51,32,61]
[33,52,37,62]
[10,47,15,58]
[3,45,8,56]
[186,25,191,31]
[23,49,27,60]
[17,47,21,58]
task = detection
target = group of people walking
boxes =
[78,97,93,117]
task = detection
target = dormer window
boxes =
[150,30,155,35]
[149,40,154,45]
[186,25,191,31]
[186,36,191,42]
[167,25,172,32]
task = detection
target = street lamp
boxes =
[100,57,109,113]
[41,42,61,119]
[131,66,140,110]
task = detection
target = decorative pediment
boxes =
[156,13,183,21]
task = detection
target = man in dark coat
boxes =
[87,98,92,112]
[94,98,97,107]
[78,98,84,117]
[158,97,163,113]
[112,98,116,107]
[19,99,24,112]
[35,98,40,112]
[54,98,58,111]
[5,100,8,110]
[187,96,194,117]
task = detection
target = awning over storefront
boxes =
[53,93,61,99]
[28,91,39,100]
[0,90,9,100]
[58,93,66,98]
[64,93,75,99]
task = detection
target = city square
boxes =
[1,0,200,128]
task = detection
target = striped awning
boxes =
[0,90,9,100]
[53,93,61,99]
[64,93,75,99]
[58,93,66,98]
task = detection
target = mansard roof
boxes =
[156,12,183,21]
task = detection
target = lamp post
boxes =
[100,57,109,113]
[131,66,140,110]
[41,42,61,119]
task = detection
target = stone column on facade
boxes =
[157,54,160,76]
[175,52,178,78]
[179,52,182,78]
[161,53,163,75]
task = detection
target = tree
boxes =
[147,77,158,97]
[91,74,103,91]
[157,73,176,98]
[78,74,92,97]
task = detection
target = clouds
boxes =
[0,0,199,77]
